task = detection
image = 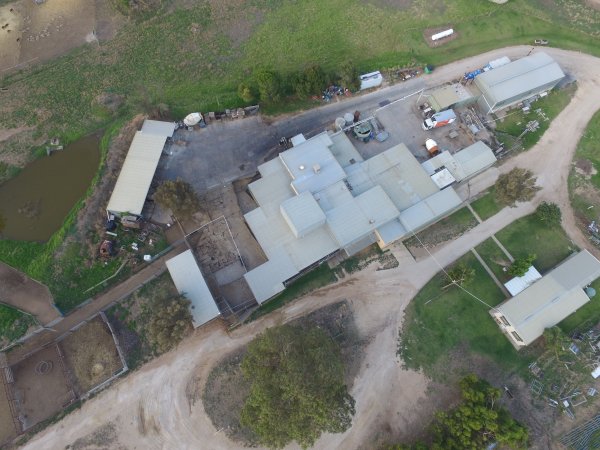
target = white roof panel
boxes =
[280,191,326,238]
[141,120,176,137]
[504,266,543,297]
[166,250,220,328]
[453,141,497,178]
[244,249,297,304]
[107,131,167,215]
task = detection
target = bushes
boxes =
[239,62,359,104]
[535,201,562,226]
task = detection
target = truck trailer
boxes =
[422,109,456,130]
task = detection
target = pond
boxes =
[0,132,102,242]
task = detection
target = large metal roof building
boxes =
[106,120,175,217]
[243,132,468,304]
[491,250,600,347]
[166,249,221,328]
[475,52,565,114]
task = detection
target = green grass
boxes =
[574,110,600,191]
[558,278,600,335]
[475,214,577,283]
[0,304,36,345]
[495,215,577,273]
[470,188,503,221]
[494,83,577,152]
[399,253,531,376]
[248,264,338,321]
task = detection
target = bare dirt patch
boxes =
[587,0,600,11]
[59,316,122,394]
[201,300,367,445]
[423,25,458,48]
[11,345,76,430]
[574,158,596,178]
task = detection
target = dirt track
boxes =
[22,46,600,449]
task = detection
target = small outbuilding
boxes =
[166,250,220,328]
[491,250,600,348]
[474,52,565,114]
[425,83,476,112]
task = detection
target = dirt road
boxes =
[22,46,600,450]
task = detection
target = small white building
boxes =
[166,250,220,328]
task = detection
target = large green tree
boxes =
[495,168,540,207]
[240,324,355,449]
[154,179,201,220]
[254,69,283,102]
[508,254,536,277]
[146,294,192,354]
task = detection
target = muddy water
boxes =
[0,133,101,242]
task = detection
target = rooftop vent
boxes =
[313,164,321,174]
[299,165,305,170]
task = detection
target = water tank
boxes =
[431,28,454,41]
[335,117,346,130]
[585,286,597,298]
[344,113,354,125]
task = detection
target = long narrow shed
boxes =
[166,250,220,328]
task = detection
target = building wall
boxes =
[480,79,562,114]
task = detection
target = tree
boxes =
[238,81,257,103]
[495,168,540,207]
[146,295,192,354]
[432,375,528,450]
[154,179,201,220]
[291,65,328,97]
[254,69,282,102]
[240,324,355,449]
[338,61,360,91]
[535,201,561,226]
[444,263,476,288]
[508,254,536,277]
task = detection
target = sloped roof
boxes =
[107,131,167,215]
[141,120,176,137]
[497,250,600,345]
[453,141,497,178]
[281,191,326,238]
[475,52,565,105]
[166,250,220,328]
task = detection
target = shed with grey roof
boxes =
[475,52,565,114]
[166,250,220,328]
[492,250,600,347]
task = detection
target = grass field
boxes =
[399,253,531,376]
[470,188,503,221]
[475,214,577,282]
[494,83,577,152]
[0,304,35,346]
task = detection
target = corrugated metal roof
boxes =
[359,144,439,210]
[453,141,497,178]
[326,186,399,247]
[504,266,542,296]
[427,83,475,111]
[497,250,600,345]
[375,220,407,246]
[475,52,565,105]
[399,188,462,232]
[141,120,175,137]
[244,249,297,304]
[279,132,346,194]
[107,131,167,215]
[280,191,326,238]
[166,250,220,328]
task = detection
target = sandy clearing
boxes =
[21,46,600,450]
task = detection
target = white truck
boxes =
[422,109,456,130]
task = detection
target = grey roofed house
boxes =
[166,249,221,328]
[491,250,600,347]
[106,119,174,217]
[243,132,466,304]
[475,52,565,114]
